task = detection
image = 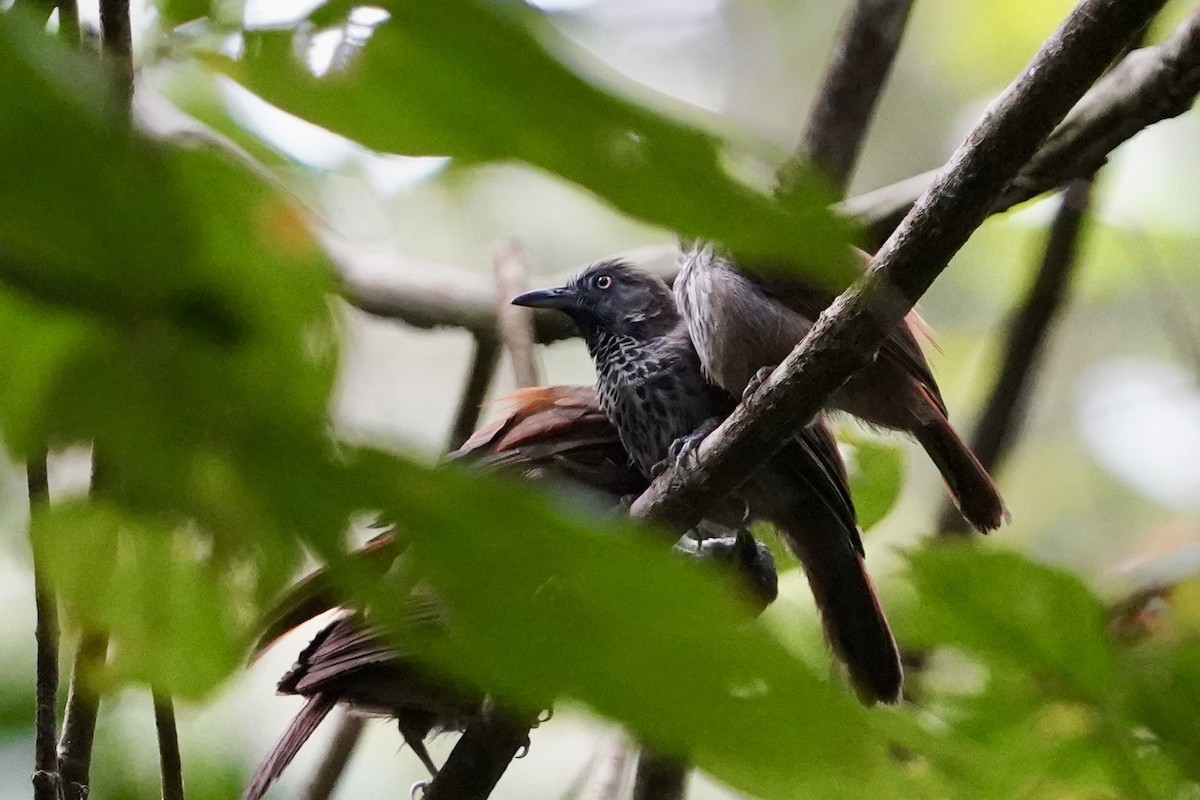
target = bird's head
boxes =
[512,260,678,341]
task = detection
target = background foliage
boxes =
[1,0,1199,798]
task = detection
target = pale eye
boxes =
[595,275,612,290]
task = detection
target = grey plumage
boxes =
[514,262,902,703]
[676,244,1007,533]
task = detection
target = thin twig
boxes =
[445,335,502,453]
[629,0,1168,534]
[98,0,132,105]
[29,448,60,800]
[58,630,109,800]
[781,0,915,199]
[935,175,1096,534]
[58,452,115,800]
[299,713,364,800]
[631,752,687,800]
[422,706,530,800]
[493,241,541,389]
[154,692,186,800]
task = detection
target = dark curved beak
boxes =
[511,285,578,311]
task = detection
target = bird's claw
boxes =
[742,365,777,403]
[410,780,430,800]
[653,417,723,478]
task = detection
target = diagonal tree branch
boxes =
[780,0,915,199]
[628,0,1170,534]
[935,175,1096,535]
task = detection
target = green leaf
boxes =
[318,454,913,800]
[900,545,1116,703]
[0,16,339,543]
[844,434,905,530]
[209,0,857,282]
[32,502,248,697]
[1122,641,1200,783]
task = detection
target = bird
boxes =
[244,386,782,800]
[674,243,1007,533]
[513,261,902,703]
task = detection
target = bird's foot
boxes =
[410,780,430,800]
[742,365,777,403]
[652,418,721,478]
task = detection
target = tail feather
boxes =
[243,694,337,800]
[912,399,1008,532]
[790,528,902,704]
[752,434,902,704]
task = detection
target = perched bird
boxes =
[245,386,781,800]
[675,244,1007,533]
[514,262,902,703]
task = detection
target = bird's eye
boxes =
[594,274,613,290]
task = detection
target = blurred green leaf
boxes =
[0,15,339,551]
[844,434,905,530]
[32,502,246,697]
[325,455,913,800]
[900,546,1115,703]
[1122,641,1200,782]
[209,0,858,282]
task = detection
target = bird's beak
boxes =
[511,285,578,311]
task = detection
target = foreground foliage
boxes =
[2,3,1198,798]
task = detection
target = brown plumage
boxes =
[675,244,1007,533]
[243,609,479,800]
[514,262,901,703]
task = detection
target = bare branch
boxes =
[629,0,1169,532]
[936,175,1095,535]
[154,693,186,800]
[335,235,676,345]
[781,0,915,198]
[98,0,132,103]
[28,448,60,800]
[422,706,530,800]
[493,241,541,389]
[300,713,364,800]
[632,752,687,800]
[445,335,502,452]
[846,7,1200,247]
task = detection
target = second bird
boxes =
[675,244,1007,533]
[514,261,902,704]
